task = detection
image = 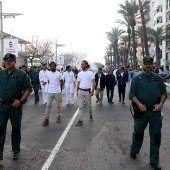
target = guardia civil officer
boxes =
[30,66,40,104]
[0,53,32,163]
[129,57,167,170]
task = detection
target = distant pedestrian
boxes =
[39,63,49,104]
[125,65,132,95]
[43,61,63,125]
[30,66,40,104]
[75,60,95,126]
[132,65,142,77]
[0,53,32,162]
[129,57,167,170]
[95,67,105,105]
[116,67,128,104]
[63,65,75,105]
[21,65,30,76]
[105,69,116,104]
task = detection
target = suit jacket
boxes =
[95,73,106,90]
[116,72,128,87]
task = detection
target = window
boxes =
[167,0,170,9]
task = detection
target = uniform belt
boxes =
[79,88,91,91]
[146,106,155,111]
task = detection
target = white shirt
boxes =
[39,69,49,83]
[97,74,101,88]
[63,71,75,84]
[77,70,94,89]
[46,71,63,93]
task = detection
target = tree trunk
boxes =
[138,0,149,57]
[131,26,136,69]
[127,33,131,66]
[156,44,161,68]
[116,42,120,68]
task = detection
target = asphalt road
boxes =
[1,86,170,170]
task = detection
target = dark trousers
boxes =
[0,105,22,157]
[106,86,114,102]
[118,85,125,101]
[131,111,162,165]
[33,84,40,103]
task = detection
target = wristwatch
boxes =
[19,99,24,104]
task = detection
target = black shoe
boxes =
[110,101,114,104]
[130,152,136,159]
[122,100,125,104]
[35,102,37,105]
[0,156,4,164]
[13,151,20,160]
[119,99,121,102]
[89,115,93,121]
[75,120,83,126]
[43,117,49,125]
[96,100,99,103]
[150,163,161,170]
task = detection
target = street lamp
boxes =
[0,1,23,65]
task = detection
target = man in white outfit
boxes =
[63,65,75,105]
[39,64,49,104]
[43,61,63,125]
[75,60,95,126]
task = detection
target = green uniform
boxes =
[30,71,40,104]
[129,72,167,165]
[0,68,32,157]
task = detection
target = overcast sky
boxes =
[1,0,125,64]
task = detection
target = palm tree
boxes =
[138,0,149,57]
[117,16,131,67]
[120,35,129,67]
[118,47,127,66]
[118,0,139,68]
[136,26,151,58]
[106,26,125,68]
[147,27,166,68]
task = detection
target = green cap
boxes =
[3,53,16,60]
[143,56,153,64]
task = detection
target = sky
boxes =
[1,0,125,64]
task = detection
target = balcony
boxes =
[142,0,150,7]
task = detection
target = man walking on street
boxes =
[30,66,40,104]
[43,61,63,125]
[116,67,128,104]
[63,65,75,105]
[39,63,49,104]
[126,65,132,95]
[0,53,32,163]
[129,57,167,170]
[75,60,95,126]
[105,69,116,104]
[95,67,105,105]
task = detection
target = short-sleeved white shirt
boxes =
[46,71,63,93]
[77,70,94,89]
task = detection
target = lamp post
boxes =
[0,1,23,65]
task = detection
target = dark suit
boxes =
[116,72,128,102]
[105,73,116,102]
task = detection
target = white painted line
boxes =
[41,109,79,170]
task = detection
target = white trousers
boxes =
[65,83,74,104]
[41,84,48,103]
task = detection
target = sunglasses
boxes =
[143,61,153,65]
[4,58,15,62]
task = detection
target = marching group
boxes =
[0,53,168,170]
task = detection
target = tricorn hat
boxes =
[3,53,16,60]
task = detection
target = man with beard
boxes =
[0,53,32,163]
[129,57,167,170]
[43,61,63,124]
[75,60,95,126]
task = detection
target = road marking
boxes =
[41,108,79,170]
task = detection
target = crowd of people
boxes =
[0,53,169,170]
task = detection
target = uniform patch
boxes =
[152,78,159,81]
[11,75,19,78]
